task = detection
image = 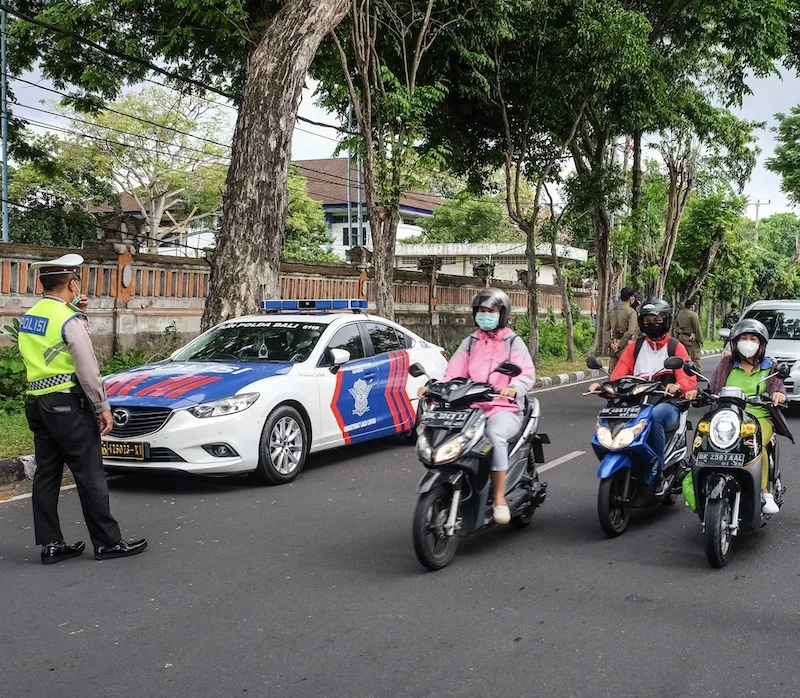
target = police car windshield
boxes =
[746,309,800,340]
[173,322,325,363]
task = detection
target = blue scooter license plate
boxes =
[695,451,745,467]
[598,405,641,420]
[423,410,470,430]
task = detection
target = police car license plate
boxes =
[424,410,470,430]
[102,440,146,460]
[695,451,745,467]
[598,405,641,420]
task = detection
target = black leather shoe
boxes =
[94,538,147,561]
[41,541,85,565]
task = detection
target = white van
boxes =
[720,300,800,402]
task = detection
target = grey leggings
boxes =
[485,410,523,472]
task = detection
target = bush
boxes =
[0,345,27,414]
[101,323,180,376]
[514,311,594,359]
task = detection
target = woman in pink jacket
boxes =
[419,288,536,524]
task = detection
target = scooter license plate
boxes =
[598,405,641,420]
[695,451,745,467]
[423,410,470,430]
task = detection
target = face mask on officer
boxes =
[475,310,500,331]
[69,278,81,307]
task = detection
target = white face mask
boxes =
[737,339,759,359]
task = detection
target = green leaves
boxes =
[766,105,800,206]
[283,169,338,262]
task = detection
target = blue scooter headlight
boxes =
[596,418,648,450]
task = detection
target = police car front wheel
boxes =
[254,405,308,485]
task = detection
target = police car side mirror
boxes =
[719,328,730,340]
[664,356,684,371]
[495,361,522,377]
[409,362,427,378]
[329,348,351,373]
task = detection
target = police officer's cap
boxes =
[30,253,84,276]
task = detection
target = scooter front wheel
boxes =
[598,471,630,538]
[413,486,460,570]
[704,496,734,568]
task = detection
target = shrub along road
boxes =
[2,355,800,696]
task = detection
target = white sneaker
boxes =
[762,493,780,515]
[493,505,511,525]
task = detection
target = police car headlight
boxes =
[187,393,260,418]
[710,410,740,450]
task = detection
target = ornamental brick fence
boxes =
[0,243,596,355]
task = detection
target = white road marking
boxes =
[538,450,585,473]
[0,476,122,505]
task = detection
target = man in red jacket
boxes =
[591,299,696,490]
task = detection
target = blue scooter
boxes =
[586,356,690,537]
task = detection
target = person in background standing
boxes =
[723,301,741,329]
[604,286,638,371]
[18,254,147,564]
[676,297,704,369]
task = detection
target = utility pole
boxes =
[346,104,353,249]
[748,199,771,243]
[1,6,9,243]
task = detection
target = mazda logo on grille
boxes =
[112,409,131,427]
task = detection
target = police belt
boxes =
[27,373,78,393]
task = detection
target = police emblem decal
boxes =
[349,378,372,417]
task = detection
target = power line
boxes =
[8,74,233,150]
[0,4,354,136]
[12,100,231,161]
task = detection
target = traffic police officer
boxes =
[19,254,147,564]
[604,286,638,371]
[676,297,704,369]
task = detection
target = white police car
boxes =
[101,300,448,483]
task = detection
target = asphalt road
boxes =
[3,354,800,697]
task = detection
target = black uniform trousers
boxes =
[25,391,121,548]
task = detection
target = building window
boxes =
[498,255,527,266]
[401,216,418,226]
[470,256,488,265]
[440,256,456,265]
[402,256,419,266]
[342,227,368,247]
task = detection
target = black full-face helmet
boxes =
[637,298,672,340]
[730,318,770,363]
[471,287,512,329]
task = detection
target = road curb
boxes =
[532,349,723,391]
[0,455,35,486]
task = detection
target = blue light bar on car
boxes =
[259,299,368,313]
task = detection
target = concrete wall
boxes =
[1,243,596,356]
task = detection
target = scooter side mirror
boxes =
[719,328,731,341]
[586,356,605,371]
[663,356,684,371]
[777,362,791,380]
[495,361,522,377]
[409,362,428,378]
[682,360,698,376]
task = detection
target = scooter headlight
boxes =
[596,425,614,449]
[710,410,740,450]
[416,434,432,463]
[431,422,483,465]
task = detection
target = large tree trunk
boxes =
[551,235,574,362]
[591,206,612,356]
[524,221,540,366]
[202,0,349,329]
[371,210,400,320]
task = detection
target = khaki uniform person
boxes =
[605,286,638,371]
[19,254,147,565]
[676,298,704,369]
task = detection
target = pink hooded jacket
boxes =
[444,327,536,417]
